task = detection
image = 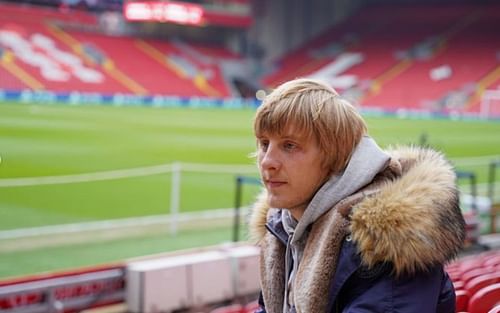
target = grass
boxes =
[0,103,261,230]
[0,224,236,278]
[0,101,499,278]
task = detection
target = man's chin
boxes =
[267,196,285,209]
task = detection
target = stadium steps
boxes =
[0,50,45,90]
[360,59,413,105]
[0,24,63,92]
[259,10,376,88]
[68,31,216,97]
[465,65,500,111]
[360,6,480,108]
[167,39,236,97]
[0,5,132,94]
[47,25,149,95]
[366,7,496,112]
[181,41,248,97]
[137,39,223,97]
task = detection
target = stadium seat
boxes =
[244,300,260,313]
[455,289,470,313]
[465,272,500,298]
[468,283,500,313]
[462,268,498,285]
[484,255,500,268]
[489,305,500,313]
[448,268,465,281]
[454,280,465,291]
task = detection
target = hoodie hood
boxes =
[249,145,465,275]
[289,136,390,244]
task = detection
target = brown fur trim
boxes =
[248,190,270,244]
[259,232,286,313]
[351,146,465,276]
[259,208,351,313]
[294,207,350,312]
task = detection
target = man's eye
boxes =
[284,142,297,151]
[259,141,269,151]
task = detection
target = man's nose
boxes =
[260,144,281,171]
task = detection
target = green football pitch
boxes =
[0,102,499,278]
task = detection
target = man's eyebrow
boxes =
[256,131,308,141]
[281,133,307,141]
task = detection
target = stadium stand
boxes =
[261,4,500,117]
[1,1,499,116]
[0,2,242,97]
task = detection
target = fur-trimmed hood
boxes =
[249,146,465,276]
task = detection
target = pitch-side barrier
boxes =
[0,243,260,313]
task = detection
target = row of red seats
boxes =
[446,250,500,313]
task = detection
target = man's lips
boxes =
[265,180,287,188]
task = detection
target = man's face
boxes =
[257,127,329,219]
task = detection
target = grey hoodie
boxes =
[281,136,390,312]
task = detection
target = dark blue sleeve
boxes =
[255,291,266,313]
[341,265,455,313]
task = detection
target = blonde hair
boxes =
[254,78,367,174]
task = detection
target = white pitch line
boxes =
[0,164,173,187]
[0,207,247,240]
[180,162,257,173]
[0,163,258,187]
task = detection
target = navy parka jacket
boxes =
[256,212,457,313]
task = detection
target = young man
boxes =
[249,78,465,313]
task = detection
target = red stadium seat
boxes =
[465,272,500,297]
[244,300,260,313]
[489,305,500,313]
[454,280,465,291]
[456,289,470,313]
[468,283,500,313]
[448,270,462,282]
[460,259,486,272]
[484,255,500,268]
[462,268,498,285]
